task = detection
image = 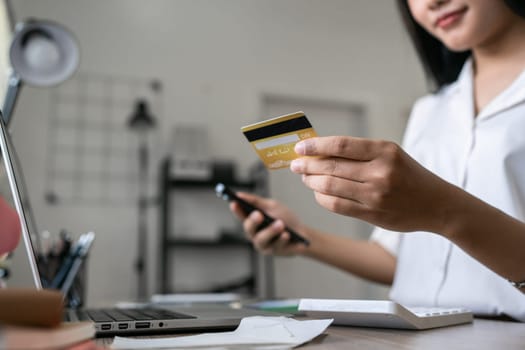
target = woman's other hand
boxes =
[229,192,309,256]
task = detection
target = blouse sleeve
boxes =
[369,226,401,256]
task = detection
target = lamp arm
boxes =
[2,73,22,125]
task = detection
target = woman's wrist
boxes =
[426,181,472,240]
[301,227,336,259]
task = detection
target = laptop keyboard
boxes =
[66,307,196,322]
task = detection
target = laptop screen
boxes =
[0,113,43,288]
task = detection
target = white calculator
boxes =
[298,299,473,330]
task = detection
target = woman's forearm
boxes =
[301,227,396,285]
[438,185,525,287]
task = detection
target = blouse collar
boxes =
[450,57,525,121]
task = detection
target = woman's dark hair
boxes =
[396,0,525,91]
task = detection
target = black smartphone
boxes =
[215,182,309,246]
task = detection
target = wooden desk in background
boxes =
[98,318,524,349]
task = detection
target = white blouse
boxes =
[371,59,525,321]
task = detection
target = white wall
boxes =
[6,0,426,305]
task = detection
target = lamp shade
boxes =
[9,20,79,87]
[128,99,156,132]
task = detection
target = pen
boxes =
[50,232,94,290]
[60,232,95,296]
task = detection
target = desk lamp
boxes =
[0,17,79,285]
[2,19,79,124]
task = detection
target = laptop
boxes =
[0,113,279,336]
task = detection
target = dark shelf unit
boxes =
[158,157,265,295]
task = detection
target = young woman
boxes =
[230,0,525,321]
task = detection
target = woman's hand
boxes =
[229,192,309,256]
[290,136,455,234]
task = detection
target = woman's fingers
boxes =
[228,191,305,255]
[241,210,262,238]
[300,174,369,205]
[238,210,297,254]
[291,156,368,182]
[248,217,285,252]
[312,190,371,220]
[261,232,292,255]
[295,136,385,161]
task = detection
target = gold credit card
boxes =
[241,111,317,169]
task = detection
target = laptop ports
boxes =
[118,323,129,330]
[135,322,151,329]
[101,324,112,330]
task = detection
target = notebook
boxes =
[0,113,278,336]
[298,299,473,330]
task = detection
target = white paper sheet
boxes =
[111,316,333,350]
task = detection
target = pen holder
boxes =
[37,253,89,309]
